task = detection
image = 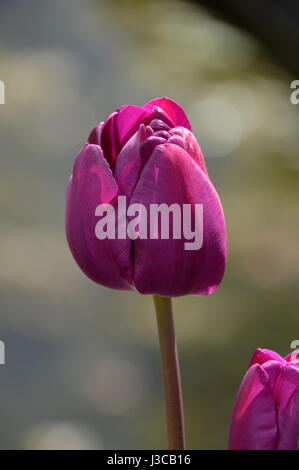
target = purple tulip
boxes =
[229,348,299,450]
[65,97,226,297]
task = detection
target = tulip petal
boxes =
[276,365,299,449]
[169,126,208,174]
[66,144,133,289]
[130,143,226,297]
[143,97,192,130]
[229,364,277,450]
[88,122,104,145]
[114,124,147,199]
[101,106,152,168]
[250,348,286,368]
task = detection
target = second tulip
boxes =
[229,348,299,450]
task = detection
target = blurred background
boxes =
[0,0,298,450]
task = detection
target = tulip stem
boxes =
[153,295,185,450]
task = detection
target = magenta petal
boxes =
[114,124,147,199]
[66,144,133,290]
[88,122,104,145]
[100,105,152,168]
[276,365,299,449]
[130,143,226,297]
[229,364,277,450]
[143,97,192,130]
[250,348,286,368]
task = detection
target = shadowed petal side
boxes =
[66,144,133,290]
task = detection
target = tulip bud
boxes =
[65,97,226,297]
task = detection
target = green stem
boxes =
[153,295,185,450]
